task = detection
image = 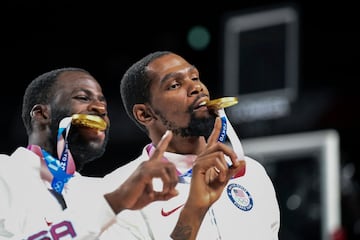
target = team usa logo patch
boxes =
[227,183,253,211]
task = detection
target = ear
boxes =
[133,103,155,126]
[30,104,50,123]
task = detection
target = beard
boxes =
[155,109,217,139]
[50,109,109,171]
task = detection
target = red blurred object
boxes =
[332,227,347,240]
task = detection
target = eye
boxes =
[168,82,181,90]
[74,95,90,101]
[191,76,200,81]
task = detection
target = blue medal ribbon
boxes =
[45,117,74,193]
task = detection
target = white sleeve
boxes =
[62,176,118,238]
[0,160,116,240]
[0,174,14,239]
[99,210,153,240]
[256,159,281,239]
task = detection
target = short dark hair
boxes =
[22,67,89,135]
[120,51,172,132]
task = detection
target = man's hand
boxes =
[171,117,246,240]
[104,130,179,214]
[188,117,245,209]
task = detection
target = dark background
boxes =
[1,1,359,239]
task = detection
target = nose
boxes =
[89,101,107,117]
[189,83,203,96]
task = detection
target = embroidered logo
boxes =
[227,183,253,211]
[161,204,184,217]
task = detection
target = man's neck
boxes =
[27,144,54,183]
[165,135,207,155]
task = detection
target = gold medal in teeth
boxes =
[71,114,107,131]
[206,97,238,109]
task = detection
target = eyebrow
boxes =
[159,65,197,85]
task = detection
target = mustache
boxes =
[188,93,209,112]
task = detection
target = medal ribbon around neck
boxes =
[146,144,193,184]
[42,117,75,193]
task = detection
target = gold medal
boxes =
[206,97,238,109]
[71,114,107,131]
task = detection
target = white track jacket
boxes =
[101,144,280,240]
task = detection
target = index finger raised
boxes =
[150,130,173,161]
[207,117,222,146]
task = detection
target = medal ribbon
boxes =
[29,117,75,193]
